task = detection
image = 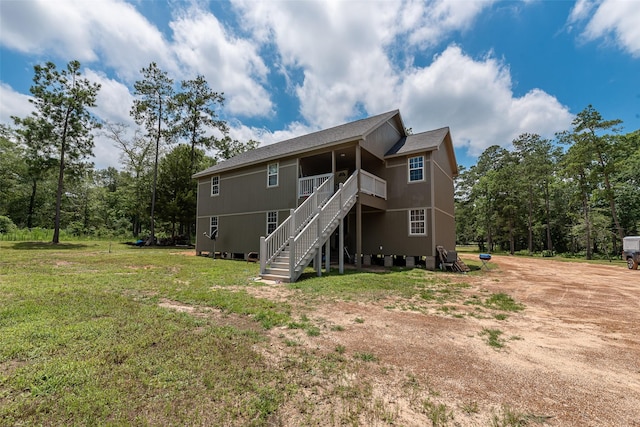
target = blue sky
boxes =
[1,0,638,170]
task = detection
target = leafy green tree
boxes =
[173,75,259,166]
[215,135,260,161]
[512,133,561,253]
[564,105,624,242]
[103,122,154,236]
[130,62,175,244]
[468,146,512,252]
[559,133,597,259]
[10,117,58,228]
[156,144,213,239]
[17,60,101,243]
[0,125,25,219]
[173,75,227,171]
[613,130,640,236]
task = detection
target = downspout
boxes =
[196,178,202,255]
[430,153,436,262]
[356,142,362,270]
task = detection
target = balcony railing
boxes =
[360,170,387,199]
[298,173,333,197]
[299,170,387,200]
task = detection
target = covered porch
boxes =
[295,143,387,270]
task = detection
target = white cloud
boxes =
[84,69,136,125]
[228,120,316,148]
[232,0,402,127]
[399,46,573,156]
[568,0,640,57]
[0,0,175,82]
[1,0,577,167]
[568,0,596,24]
[83,69,138,170]
[402,0,496,47]
[170,8,273,117]
[0,83,33,124]
[232,1,572,156]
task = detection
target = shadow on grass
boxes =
[119,242,196,251]
[295,264,420,282]
[11,242,91,250]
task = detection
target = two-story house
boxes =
[193,110,458,282]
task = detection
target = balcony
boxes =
[299,170,386,200]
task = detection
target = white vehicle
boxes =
[622,236,640,270]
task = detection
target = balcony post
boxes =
[289,208,295,279]
[316,208,322,277]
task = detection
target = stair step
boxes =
[270,262,289,269]
[260,273,291,283]
[265,267,289,275]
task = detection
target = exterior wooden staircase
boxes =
[260,172,358,282]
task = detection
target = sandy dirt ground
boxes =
[253,255,640,426]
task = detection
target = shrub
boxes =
[0,216,17,234]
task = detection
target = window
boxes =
[211,176,219,196]
[408,156,424,182]
[267,163,278,187]
[266,211,278,235]
[409,209,426,236]
[210,216,218,239]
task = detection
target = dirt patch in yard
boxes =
[258,255,640,426]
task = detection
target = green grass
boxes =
[480,328,505,349]
[0,240,531,425]
[0,241,292,425]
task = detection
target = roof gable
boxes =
[385,127,459,177]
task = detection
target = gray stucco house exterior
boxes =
[193,110,458,282]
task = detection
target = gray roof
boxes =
[193,110,401,178]
[385,127,450,157]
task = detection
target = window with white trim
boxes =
[211,176,220,196]
[267,163,278,187]
[210,216,218,238]
[408,156,424,182]
[266,211,278,235]
[409,209,426,235]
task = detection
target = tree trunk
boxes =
[28,178,37,229]
[509,218,515,255]
[544,181,553,252]
[53,108,72,244]
[582,191,592,260]
[52,145,65,244]
[149,100,162,246]
[527,185,534,254]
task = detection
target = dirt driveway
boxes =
[261,255,640,426]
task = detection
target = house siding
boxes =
[384,153,431,210]
[361,120,402,159]
[432,145,456,250]
[195,158,297,254]
[198,159,298,216]
[360,210,432,256]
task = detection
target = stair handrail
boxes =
[291,172,358,276]
[295,175,334,233]
[260,174,335,273]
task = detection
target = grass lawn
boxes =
[0,241,294,426]
[1,241,524,425]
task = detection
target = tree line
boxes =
[455,106,639,259]
[0,60,257,244]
